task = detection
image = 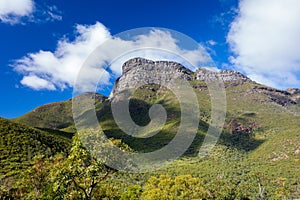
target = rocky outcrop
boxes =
[252,86,297,107]
[253,86,291,96]
[195,68,251,83]
[109,58,252,98]
[286,88,300,103]
[286,88,300,95]
[228,119,258,135]
[109,58,194,98]
[73,92,106,103]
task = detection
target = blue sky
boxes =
[0,0,300,118]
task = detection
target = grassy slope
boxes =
[15,99,74,132]
[12,81,300,196]
[97,81,300,197]
[0,118,71,177]
[14,81,300,165]
[166,82,299,197]
[15,93,106,134]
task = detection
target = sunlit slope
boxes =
[0,117,71,177]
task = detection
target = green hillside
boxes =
[15,99,74,131]
[14,81,300,169]
[0,117,71,177]
[8,78,300,198]
[15,92,106,133]
[94,81,300,197]
[96,81,300,157]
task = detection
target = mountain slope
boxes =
[12,58,300,196]
[15,58,300,157]
[15,92,106,133]
[0,117,71,177]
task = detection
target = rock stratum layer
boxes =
[109,58,252,98]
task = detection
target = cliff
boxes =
[109,58,252,98]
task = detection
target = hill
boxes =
[0,117,71,177]
[15,58,300,159]
[11,58,300,197]
[15,92,106,133]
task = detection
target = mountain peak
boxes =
[110,58,252,98]
[122,57,194,76]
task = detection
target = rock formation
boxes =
[109,57,252,98]
[195,68,251,83]
[109,58,194,98]
[286,88,300,95]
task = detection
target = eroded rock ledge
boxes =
[109,57,252,98]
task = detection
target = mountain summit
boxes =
[110,57,252,98]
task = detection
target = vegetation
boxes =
[1,80,300,199]
[15,99,74,131]
[0,117,70,177]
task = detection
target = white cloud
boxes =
[21,75,56,90]
[0,0,62,24]
[13,22,211,91]
[0,0,34,24]
[207,40,217,46]
[45,6,62,21]
[14,22,110,90]
[227,0,300,89]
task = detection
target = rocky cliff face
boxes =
[286,88,300,103]
[286,88,300,95]
[109,58,194,98]
[195,68,251,83]
[109,57,252,98]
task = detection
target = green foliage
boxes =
[50,134,114,200]
[11,155,62,200]
[0,133,135,199]
[0,117,70,177]
[141,174,209,200]
[2,80,300,198]
[15,100,74,131]
[50,133,134,200]
[120,185,142,200]
[15,93,106,134]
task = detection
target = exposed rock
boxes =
[73,92,106,103]
[286,88,300,95]
[195,68,251,84]
[110,58,300,104]
[110,58,194,98]
[286,88,300,103]
[252,86,297,107]
[254,86,290,96]
[109,58,254,98]
[269,96,297,107]
[228,119,258,135]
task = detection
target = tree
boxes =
[51,133,132,200]
[120,185,142,200]
[141,174,209,199]
[12,155,60,199]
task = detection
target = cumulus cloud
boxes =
[21,75,56,90]
[12,22,211,91]
[0,0,34,24]
[227,0,300,89]
[0,0,62,24]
